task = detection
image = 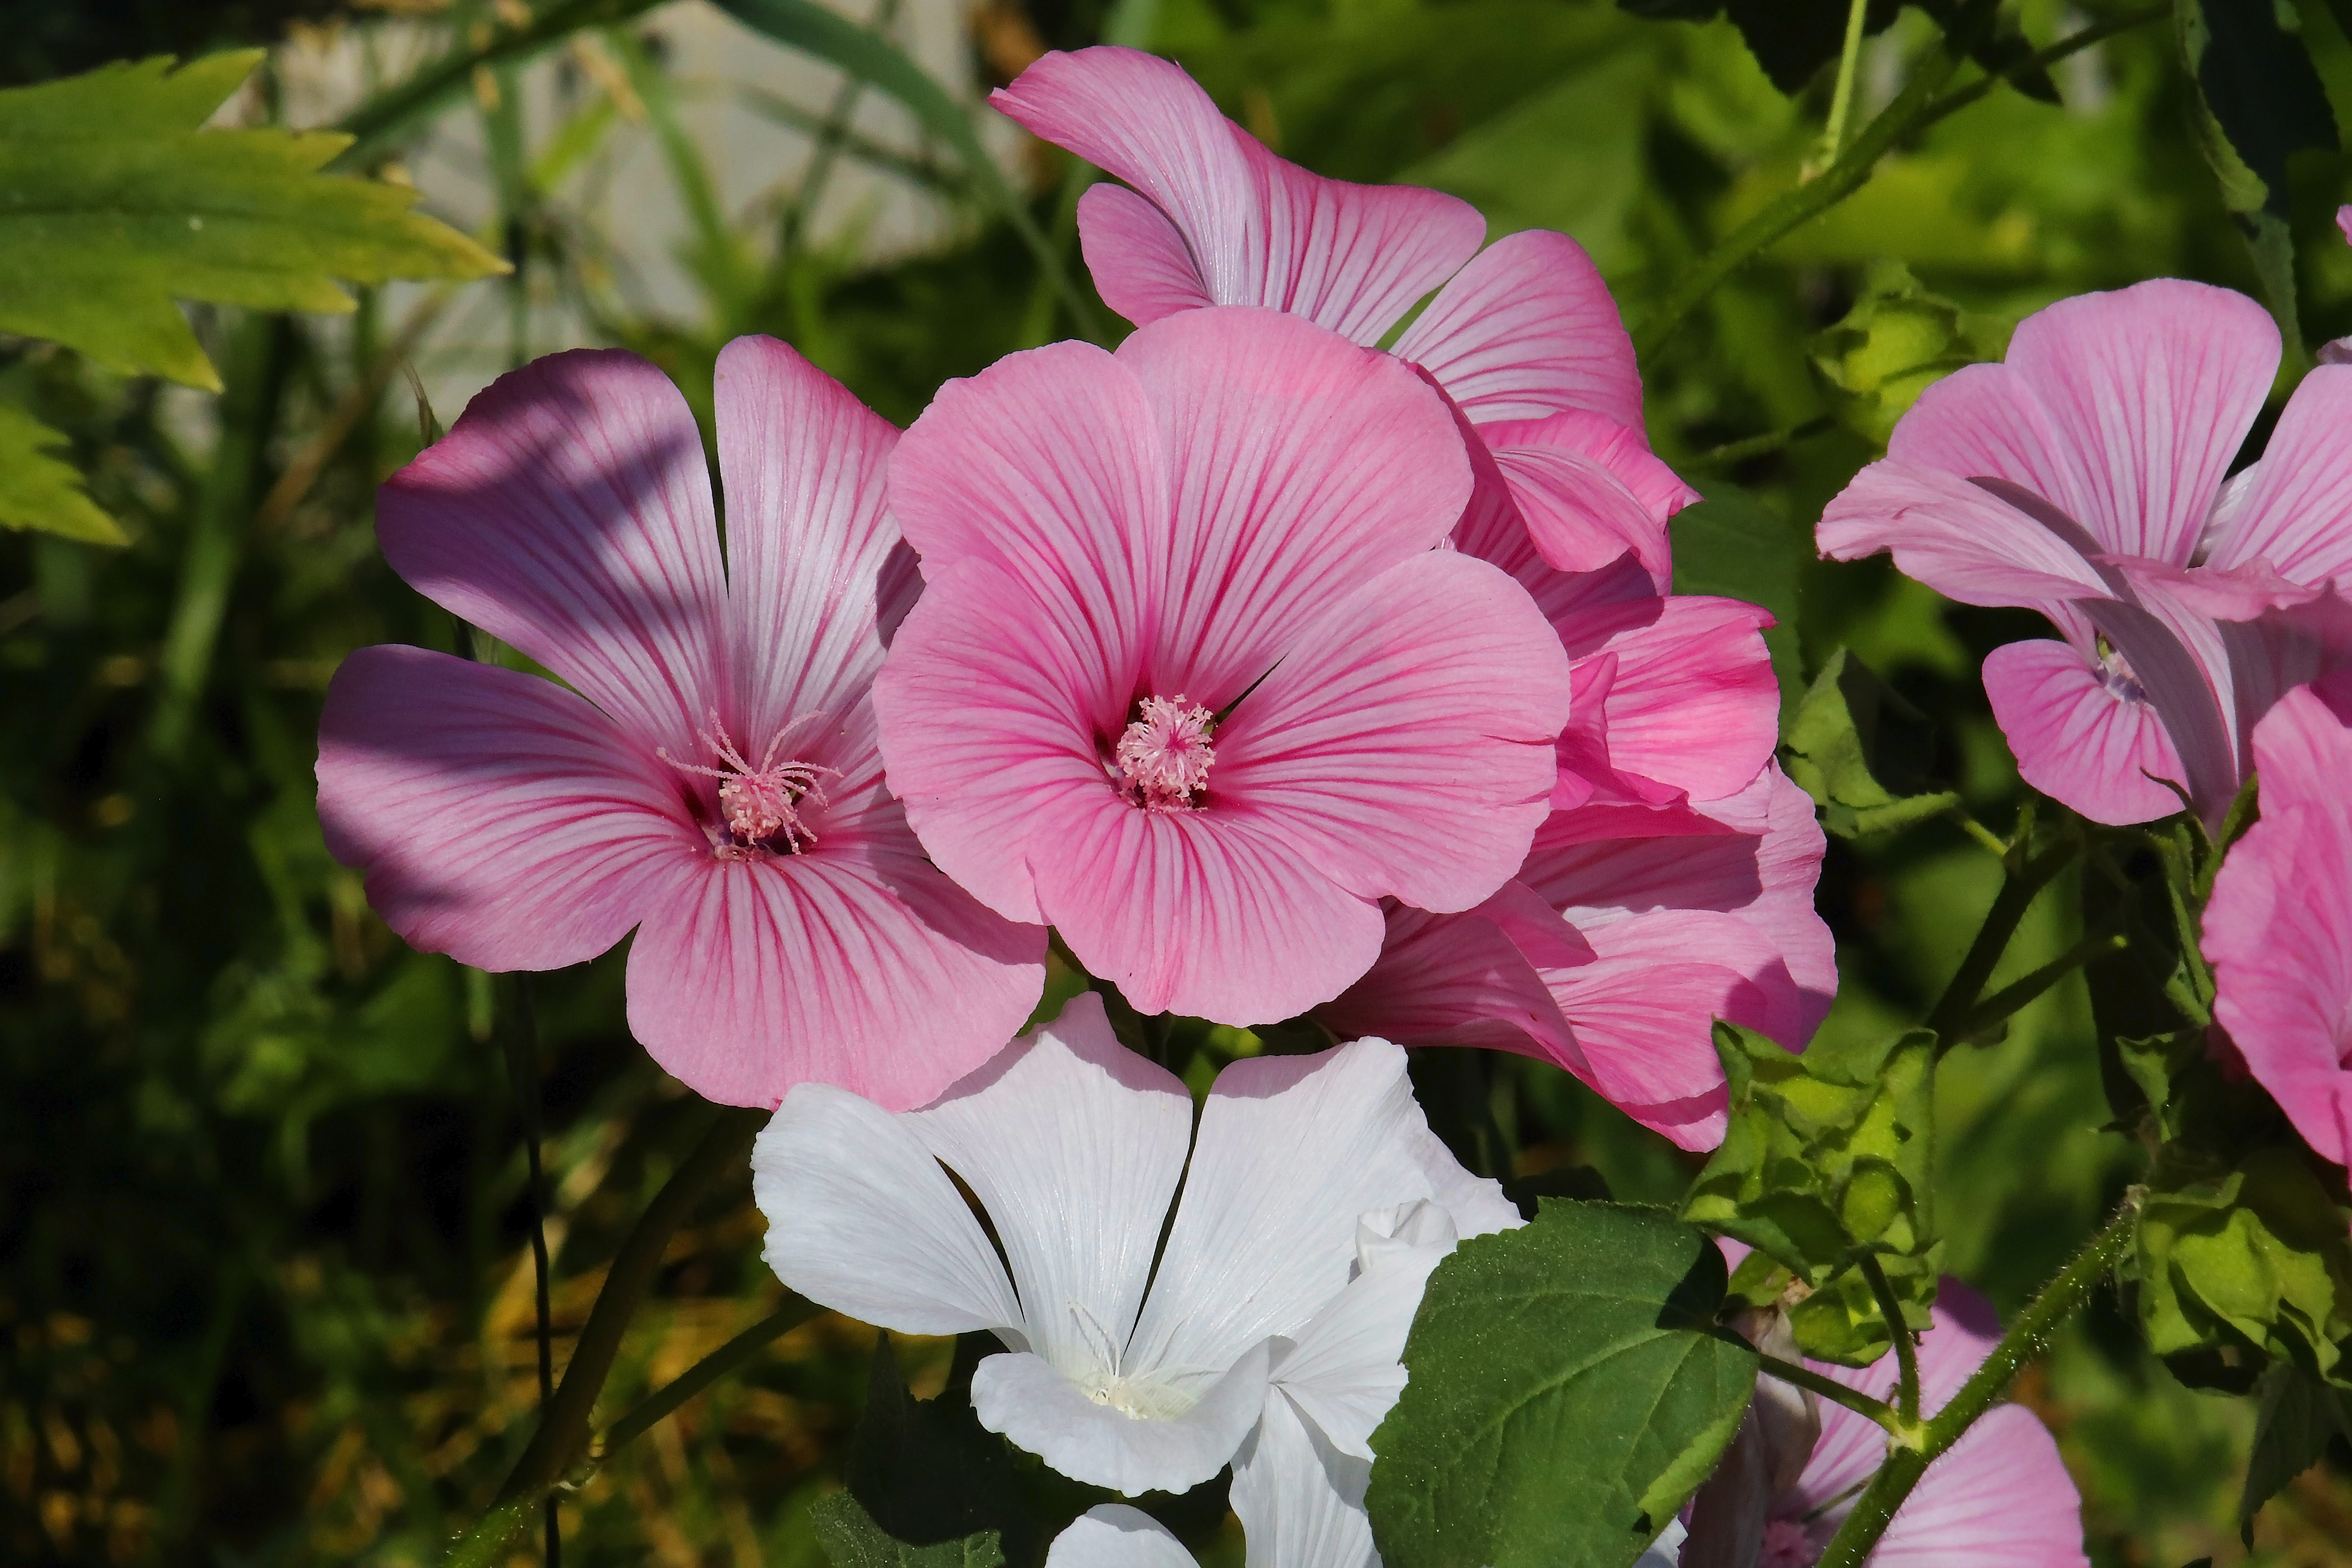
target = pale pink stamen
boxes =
[1114,694,1216,811]
[661,715,836,856]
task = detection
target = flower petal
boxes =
[1392,228,1642,430]
[624,841,1044,1110]
[2207,686,2352,1167]
[1869,1407,2089,1568]
[908,993,1196,1380]
[1566,594,1778,805]
[1817,461,2113,609]
[712,335,904,748]
[316,644,690,971]
[1076,182,1219,327]
[2205,365,2352,586]
[971,1339,1274,1497]
[1213,549,1570,915]
[1491,440,1670,579]
[1046,1507,1201,1568]
[1316,888,1590,1072]
[995,47,1484,346]
[376,348,724,757]
[1230,1389,1376,1568]
[1981,636,2186,826]
[1271,1208,1457,1458]
[751,1083,1025,1338]
[1118,307,1474,700]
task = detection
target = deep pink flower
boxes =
[991,45,1689,586]
[1820,280,2352,826]
[1318,446,1834,1150]
[1664,1277,2089,1567]
[2205,675,2352,1166]
[316,339,1045,1110]
[869,306,1572,1024]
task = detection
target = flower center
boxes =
[1079,1371,1201,1422]
[1759,1518,1822,1568]
[1113,694,1216,812]
[661,715,835,858]
[2093,632,2147,704]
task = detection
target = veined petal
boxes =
[1316,889,1590,1074]
[316,644,691,971]
[1270,1205,1459,1459]
[1392,228,1642,430]
[1046,1507,1201,1568]
[971,1339,1275,1497]
[625,845,1043,1110]
[1982,637,2186,827]
[712,335,904,748]
[1231,1390,1376,1568]
[1491,440,1670,580]
[1817,461,2114,609]
[751,1083,1025,1338]
[995,48,1484,345]
[1131,1038,1503,1382]
[1076,183,1219,327]
[1867,1406,2090,1567]
[1568,595,1778,805]
[908,994,1195,1381]
[1118,307,1473,700]
[2205,365,2352,586]
[376,349,724,758]
[1212,549,1570,916]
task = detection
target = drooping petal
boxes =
[1270,1202,1461,1459]
[1129,1038,1507,1383]
[712,335,904,747]
[1230,1390,1376,1568]
[1076,182,1219,327]
[750,1083,1025,1338]
[1046,1507,1201,1568]
[1817,461,2114,609]
[622,836,1043,1110]
[1213,549,1570,915]
[316,644,693,971]
[2207,686,2352,1167]
[1981,636,2186,827]
[1392,228,1642,430]
[1316,887,1591,1072]
[1563,594,1778,805]
[907,993,1196,1379]
[376,348,724,757]
[1490,441,1671,580]
[887,338,1162,733]
[1117,307,1473,701]
[2203,365,2352,586]
[995,47,1485,346]
[971,1339,1275,1497]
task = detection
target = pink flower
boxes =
[2205,675,2352,1166]
[2327,208,2352,367]
[1667,1279,2090,1567]
[1318,450,1835,1151]
[316,339,1045,1110]
[869,306,1572,1024]
[991,45,1690,586]
[1820,280,2352,826]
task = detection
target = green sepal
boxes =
[1807,261,2004,450]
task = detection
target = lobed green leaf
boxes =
[1781,648,1961,838]
[0,402,125,545]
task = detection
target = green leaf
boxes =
[1781,648,1961,838]
[827,1335,1038,1568]
[1807,261,2002,450]
[2239,1364,2352,1541]
[1617,0,2051,100]
[0,52,505,391]
[813,1496,1004,1568]
[1366,1201,1755,1568]
[0,402,124,545]
[1668,481,1806,713]
[1682,1023,1939,1365]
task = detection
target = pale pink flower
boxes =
[1820,280,2352,826]
[316,339,1045,1110]
[1319,453,1835,1151]
[991,45,1691,587]
[2205,675,2352,1166]
[870,306,1572,1024]
[2327,207,2352,367]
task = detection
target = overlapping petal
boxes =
[1982,636,2187,826]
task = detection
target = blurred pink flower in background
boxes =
[872,306,1571,1023]
[1820,280,2352,826]
[2327,206,2352,367]
[2205,673,2352,1167]
[316,338,1044,1110]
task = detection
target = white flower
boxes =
[751,991,1517,1497]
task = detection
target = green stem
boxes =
[1949,926,2127,1042]
[1686,415,1834,471]
[1819,0,1873,161]
[1754,1352,1912,1439]
[494,975,559,1568]
[1913,2,2170,133]
[1922,821,2079,1044]
[1859,1254,1920,1424]
[1814,1199,2140,1568]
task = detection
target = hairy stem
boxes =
[1923,822,2080,1044]
[1753,1352,1913,1440]
[1859,1255,1920,1424]
[1814,1199,2141,1568]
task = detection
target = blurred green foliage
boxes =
[3,0,2352,1564]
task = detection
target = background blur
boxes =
[5,0,2352,1562]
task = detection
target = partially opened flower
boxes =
[316,339,1045,1109]
[1675,1279,2089,1567]
[1820,279,2352,825]
[2205,676,2352,1165]
[871,305,1573,1023]
[991,45,1691,584]
[751,992,1517,1497]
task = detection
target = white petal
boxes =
[1129,1038,1506,1380]
[1231,1390,1376,1568]
[971,1340,1276,1497]
[752,1084,1023,1338]
[908,992,1195,1379]
[1637,1517,1689,1568]
[1047,1507,1201,1568]
[1272,1214,1455,1459]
